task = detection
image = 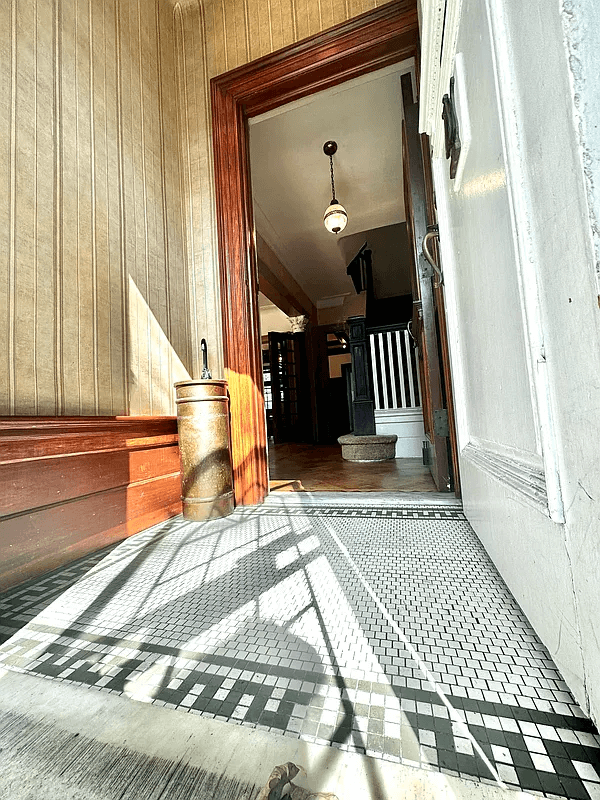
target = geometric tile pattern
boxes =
[0,505,598,799]
[0,543,119,645]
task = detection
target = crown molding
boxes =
[418,0,463,157]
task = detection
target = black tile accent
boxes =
[560,777,591,800]
[539,772,566,795]
[585,746,600,768]
[545,740,569,759]
[504,731,529,751]
[456,753,478,775]
[487,729,507,747]
[437,750,459,771]
[511,749,535,770]
[468,725,490,744]
[515,767,543,792]
[435,732,455,751]
[552,757,582,778]
[432,717,452,733]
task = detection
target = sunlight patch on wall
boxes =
[461,168,506,198]
[128,276,190,415]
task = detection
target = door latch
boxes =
[433,408,450,437]
[422,225,444,288]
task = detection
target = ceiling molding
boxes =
[419,0,464,158]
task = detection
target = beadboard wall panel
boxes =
[1,0,387,416]
[0,0,193,418]
[172,0,383,386]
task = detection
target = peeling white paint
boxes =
[560,0,600,291]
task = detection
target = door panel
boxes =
[420,135,462,497]
[402,103,453,491]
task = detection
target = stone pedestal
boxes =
[338,433,398,462]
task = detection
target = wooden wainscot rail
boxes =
[0,416,182,591]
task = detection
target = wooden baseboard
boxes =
[0,416,182,591]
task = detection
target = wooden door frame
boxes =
[211,0,420,505]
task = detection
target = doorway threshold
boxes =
[264,491,461,508]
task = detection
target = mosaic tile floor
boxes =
[1,499,599,799]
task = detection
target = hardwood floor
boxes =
[268,442,436,492]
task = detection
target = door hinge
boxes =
[433,408,450,437]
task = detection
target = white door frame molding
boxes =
[418,0,463,157]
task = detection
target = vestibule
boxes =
[1,0,600,733]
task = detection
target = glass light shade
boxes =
[323,202,348,234]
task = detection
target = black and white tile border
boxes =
[0,506,598,800]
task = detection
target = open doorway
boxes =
[249,65,437,494]
[210,1,457,504]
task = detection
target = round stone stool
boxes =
[337,433,398,462]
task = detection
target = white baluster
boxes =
[396,329,407,408]
[369,334,381,411]
[404,329,416,407]
[387,331,398,409]
[378,332,389,410]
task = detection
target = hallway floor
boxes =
[268,442,437,492]
[0,494,599,799]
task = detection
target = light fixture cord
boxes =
[329,155,337,203]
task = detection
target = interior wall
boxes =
[173,0,382,383]
[340,223,413,299]
[555,0,600,729]
[0,0,192,417]
[435,0,600,721]
[259,305,293,334]
[317,292,367,325]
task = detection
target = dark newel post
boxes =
[348,316,376,435]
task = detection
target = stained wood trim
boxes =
[211,0,420,505]
[214,1,418,117]
[0,475,182,592]
[420,135,461,496]
[402,105,450,491]
[0,416,181,590]
[0,415,178,463]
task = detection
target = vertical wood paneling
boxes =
[113,0,129,415]
[61,0,78,415]
[2,0,399,421]
[36,0,56,414]
[172,0,398,400]
[1,0,191,418]
[6,0,18,415]
[53,0,64,414]
[15,0,37,416]
[0,0,9,412]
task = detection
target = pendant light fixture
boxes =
[323,141,348,235]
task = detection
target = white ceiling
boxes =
[249,61,413,307]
